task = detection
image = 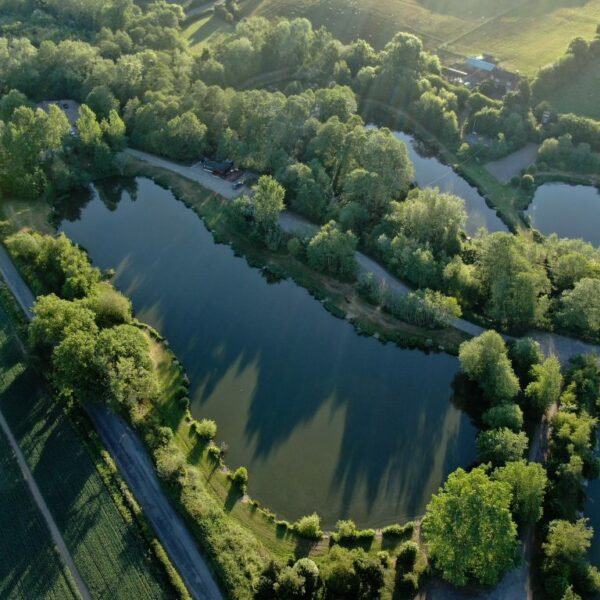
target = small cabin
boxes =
[202,158,234,175]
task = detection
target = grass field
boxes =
[543,58,600,120]
[0,300,172,600]
[186,0,600,76]
[0,427,79,600]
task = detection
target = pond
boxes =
[588,469,600,567]
[525,183,600,246]
[392,131,508,235]
[59,177,477,528]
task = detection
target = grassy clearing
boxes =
[184,13,235,54]
[0,426,79,600]
[185,0,600,75]
[0,298,174,600]
[543,59,600,120]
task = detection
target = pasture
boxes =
[543,59,600,120]
[186,0,600,76]
[0,300,171,600]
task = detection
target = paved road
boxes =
[0,247,223,600]
[87,405,224,600]
[129,150,600,361]
[0,410,91,600]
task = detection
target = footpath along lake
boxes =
[60,177,477,528]
[526,183,600,246]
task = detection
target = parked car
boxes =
[232,181,244,190]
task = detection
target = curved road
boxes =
[0,243,223,600]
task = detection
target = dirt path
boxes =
[0,411,91,600]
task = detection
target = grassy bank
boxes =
[0,290,176,600]
[123,157,469,354]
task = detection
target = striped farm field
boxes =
[0,426,79,600]
[0,301,172,600]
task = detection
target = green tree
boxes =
[82,282,132,328]
[307,221,357,280]
[482,404,524,431]
[30,294,98,356]
[422,466,518,586]
[557,278,600,336]
[395,188,466,257]
[459,331,520,404]
[493,461,547,525]
[525,356,563,414]
[252,175,285,228]
[476,428,528,466]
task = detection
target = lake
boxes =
[60,177,477,527]
[526,183,600,246]
[392,131,508,235]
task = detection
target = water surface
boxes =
[60,178,477,527]
[393,131,508,235]
[526,183,600,246]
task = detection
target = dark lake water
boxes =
[392,131,508,235]
[525,183,600,246]
[59,177,477,527]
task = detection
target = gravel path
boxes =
[125,148,249,200]
[87,405,224,600]
[485,144,539,184]
[0,246,223,600]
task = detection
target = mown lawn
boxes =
[0,426,78,600]
[186,0,600,75]
[0,301,172,600]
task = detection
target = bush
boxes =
[381,522,414,539]
[195,419,217,440]
[207,445,221,462]
[231,467,249,492]
[331,519,376,543]
[178,396,190,410]
[174,385,189,400]
[294,513,323,540]
[287,236,303,258]
[396,541,419,570]
[521,174,535,189]
[357,272,382,305]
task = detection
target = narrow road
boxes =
[0,411,91,600]
[127,149,600,361]
[0,246,224,600]
[87,405,224,600]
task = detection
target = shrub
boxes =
[194,419,217,440]
[396,541,419,570]
[287,236,303,258]
[178,396,190,410]
[381,522,415,539]
[231,467,249,493]
[294,513,323,540]
[331,519,375,543]
[357,272,382,304]
[207,445,221,462]
[521,174,535,189]
[174,385,188,400]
